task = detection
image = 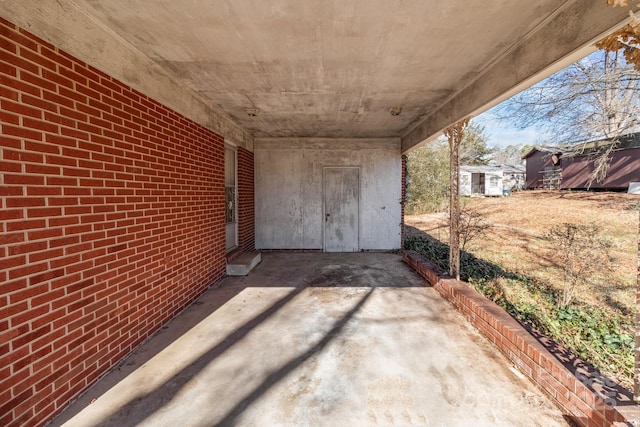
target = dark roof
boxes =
[522,146,559,159]
[522,132,640,159]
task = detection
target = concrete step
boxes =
[226,251,261,276]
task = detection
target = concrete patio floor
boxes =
[49,253,569,427]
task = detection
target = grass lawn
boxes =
[405,189,638,389]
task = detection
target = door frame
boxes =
[225,144,238,253]
[471,172,486,195]
[322,166,360,252]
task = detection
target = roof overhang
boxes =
[1,1,636,152]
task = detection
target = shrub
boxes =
[544,223,613,308]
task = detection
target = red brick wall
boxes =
[237,147,255,252]
[1,18,228,427]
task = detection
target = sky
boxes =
[471,50,612,150]
[471,107,548,149]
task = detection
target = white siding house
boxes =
[460,165,525,196]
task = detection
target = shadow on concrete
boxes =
[52,252,426,426]
[213,288,374,427]
[90,286,307,426]
[94,288,376,426]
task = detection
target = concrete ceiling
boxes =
[1,1,635,150]
[68,0,565,139]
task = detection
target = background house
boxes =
[523,132,640,190]
[460,165,525,196]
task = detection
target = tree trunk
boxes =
[445,118,469,281]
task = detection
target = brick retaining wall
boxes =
[403,250,639,427]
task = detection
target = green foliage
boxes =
[549,306,633,378]
[405,138,450,214]
[404,232,505,282]
[460,123,492,165]
[405,122,491,215]
[404,230,633,388]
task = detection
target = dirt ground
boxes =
[405,190,639,314]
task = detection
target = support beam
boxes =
[401,1,638,153]
[445,118,469,280]
[636,210,639,403]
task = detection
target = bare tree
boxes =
[457,206,490,252]
[497,50,640,185]
[545,223,613,308]
[491,144,532,166]
[499,50,639,141]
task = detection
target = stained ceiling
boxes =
[0,1,634,150]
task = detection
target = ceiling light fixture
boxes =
[389,106,402,116]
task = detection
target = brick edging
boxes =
[403,250,638,427]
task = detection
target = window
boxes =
[489,176,500,187]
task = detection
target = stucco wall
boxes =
[254,138,402,250]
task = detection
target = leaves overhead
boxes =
[605,0,640,8]
[597,23,640,70]
[601,1,640,70]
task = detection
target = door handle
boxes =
[325,213,330,222]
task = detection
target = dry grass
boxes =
[406,190,638,315]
